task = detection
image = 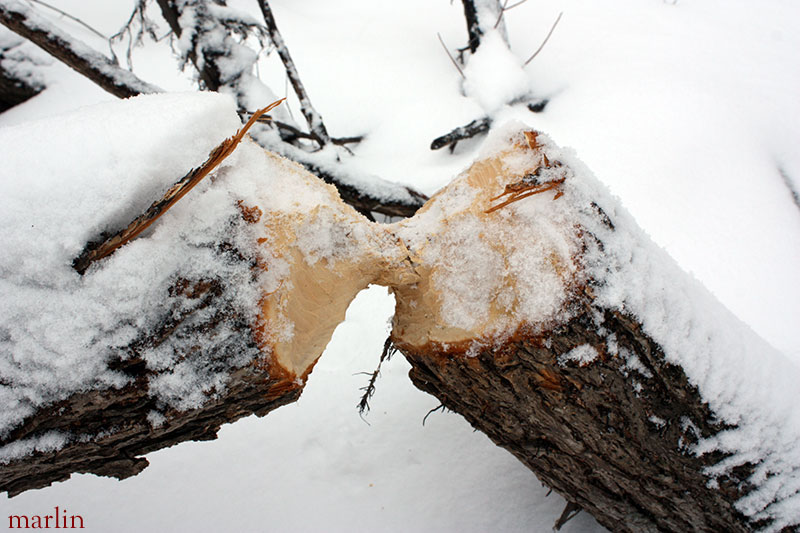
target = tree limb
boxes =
[430,116,492,150]
[256,0,330,147]
[0,0,159,99]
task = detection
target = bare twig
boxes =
[422,404,446,426]
[248,114,363,147]
[357,337,396,416]
[494,0,529,29]
[0,1,160,98]
[430,116,492,150]
[27,0,108,42]
[554,501,582,530]
[72,99,284,275]
[460,0,481,54]
[109,0,157,69]
[257,0,330,147]
[523,11,563,66]
[436,32,465,79]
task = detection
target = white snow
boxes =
[559,344,599,367]
[462,30,529,112]
[2,0,800,531]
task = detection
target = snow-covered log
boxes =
[388,127,800,532]
[2,94,799,532]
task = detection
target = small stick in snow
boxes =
[430,116,492,151]
[437,32,465,79]
[357,336,397,417]
[523,11,563,67]
[72,98,285,275]
[554,501,582,530]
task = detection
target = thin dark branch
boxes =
[72,100,284,275]
[436,32,465,79]
[523,11,563,67]
[357,337,396,416]
[27,0,108,42]
[109,0,156,69]
[154,0,223,91]
[0,2,159,98]
[249,114,363,147]
[257,0,330,147]
[554,501,582,530]
[460,0,482,54]
[778,167,800,212]
[422,404,446,426]
[494,0,529,29]
[430,116,492,150]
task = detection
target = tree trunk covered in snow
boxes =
[2,112,797,531]
[0,240,304,497]
[385,128,797,532]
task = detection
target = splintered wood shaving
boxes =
[486,130,566,214]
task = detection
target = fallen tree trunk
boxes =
[0,94,414,496]
[2,98,798,531]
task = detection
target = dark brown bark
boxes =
[396,301,760,532]
[0,2,159,99]
[460,0,482,53]
[0,55,42,112]
[154,0,222,92]
[1,263,303,497]
[430,116,491,151]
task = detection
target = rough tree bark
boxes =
[1,107,796,531]
[398,311,751,532]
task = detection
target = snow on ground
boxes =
[2,0,799,531]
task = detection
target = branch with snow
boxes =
[1,0,425,218]
[257,0,330,148]
[431,1,558,152]
[0,28,45,111]
[0,0,160,98]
